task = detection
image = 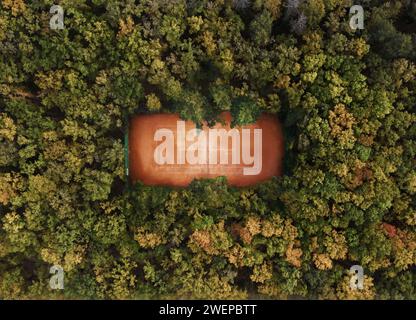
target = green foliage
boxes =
[0,0,415,300]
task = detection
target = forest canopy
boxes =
[0,0,415,299]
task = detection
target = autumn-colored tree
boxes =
[0,0,414,300]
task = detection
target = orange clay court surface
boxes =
[129,112,284,187]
